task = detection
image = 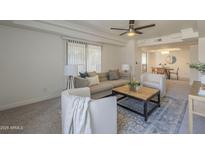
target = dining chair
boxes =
[165,69,171,79]
[157,68,165,75]
[170,67,179,80]
[151,67,157,74]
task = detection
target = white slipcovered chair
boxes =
[61,87,117,134]
[141,72,166,97]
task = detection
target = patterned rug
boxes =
[117,96,187,134]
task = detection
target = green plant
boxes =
[189,63,205,73]
[128,80,141,88]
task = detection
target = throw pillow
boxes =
[108,69,120,80]
[98,72,109,82]
[86,75,100,86]
[74,77,90,88]
[79,72,88,78]
[87,71,97,77]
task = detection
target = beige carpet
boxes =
[0,97,61,134]
[0,80,190,134]
[166,80,190,100]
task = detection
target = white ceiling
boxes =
[0,20,204,46]
[68,20,199,40]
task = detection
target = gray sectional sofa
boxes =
[74,72,129,99]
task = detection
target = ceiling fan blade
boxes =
[111,28,129,30]
[135,24,156,30]
[120,32,128,36]
[135,30,143,34]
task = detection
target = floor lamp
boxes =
[64,64,78,89]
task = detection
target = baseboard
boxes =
[0,92,61,111]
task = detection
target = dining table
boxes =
[151,67,174,79]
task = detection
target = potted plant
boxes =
[189,63,205,84]
[128,80,141,92]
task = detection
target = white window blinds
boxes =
[67,40,86,73]
[66,40,102,73]
[87,45,101,73]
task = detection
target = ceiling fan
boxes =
[110,20,155,36]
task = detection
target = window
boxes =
[66,40,102,73]
[67,40,86,73]
[87,45,101,73]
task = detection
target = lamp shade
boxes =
[121,64,130,71]
[64,64,78,76]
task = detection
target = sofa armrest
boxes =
[74,77,90,88]
[159,75,166,96]
[141,73,145,83]
[90,96,117,134]
[67,87,91,97]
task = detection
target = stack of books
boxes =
[198,85,205,96]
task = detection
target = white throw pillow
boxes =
[86,75,100,86]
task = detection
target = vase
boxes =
[136,86,140,91]
[129,86,140,92]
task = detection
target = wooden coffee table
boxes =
[112,85,160,121]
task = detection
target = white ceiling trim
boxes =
[12,20,127,46]
[40,20,127,42]
[137,28,199,47]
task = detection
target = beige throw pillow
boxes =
[86,75,100,86]
[74,77,90,88]
[87,71,97,77]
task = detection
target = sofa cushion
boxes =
[90,82,113,94]
[119,72,130,80]
[88,71,97,77]
[107,79,129,88]
[74,77,90,88]
[108,70,120,80]
[86,75,100,86]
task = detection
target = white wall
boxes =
[147,52,156,73]
[189,45,199,84]
[199,37,205,63]
[197,37,205,81]
[0,25,126,110]
[135,46,142,81]
[101,44,124,72]
[117,40,142,81]
[120,40,137,79]
[0,25,65,110]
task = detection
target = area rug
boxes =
[117,96,187,134]
[0,96,187,134]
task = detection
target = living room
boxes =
[1,20,205,134]
[1,0,205,154]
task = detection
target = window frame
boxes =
[66,40,102,73]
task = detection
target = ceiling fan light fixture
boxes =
[127,29,136,36]
[161,51,170,55]
[127,32,136,37]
